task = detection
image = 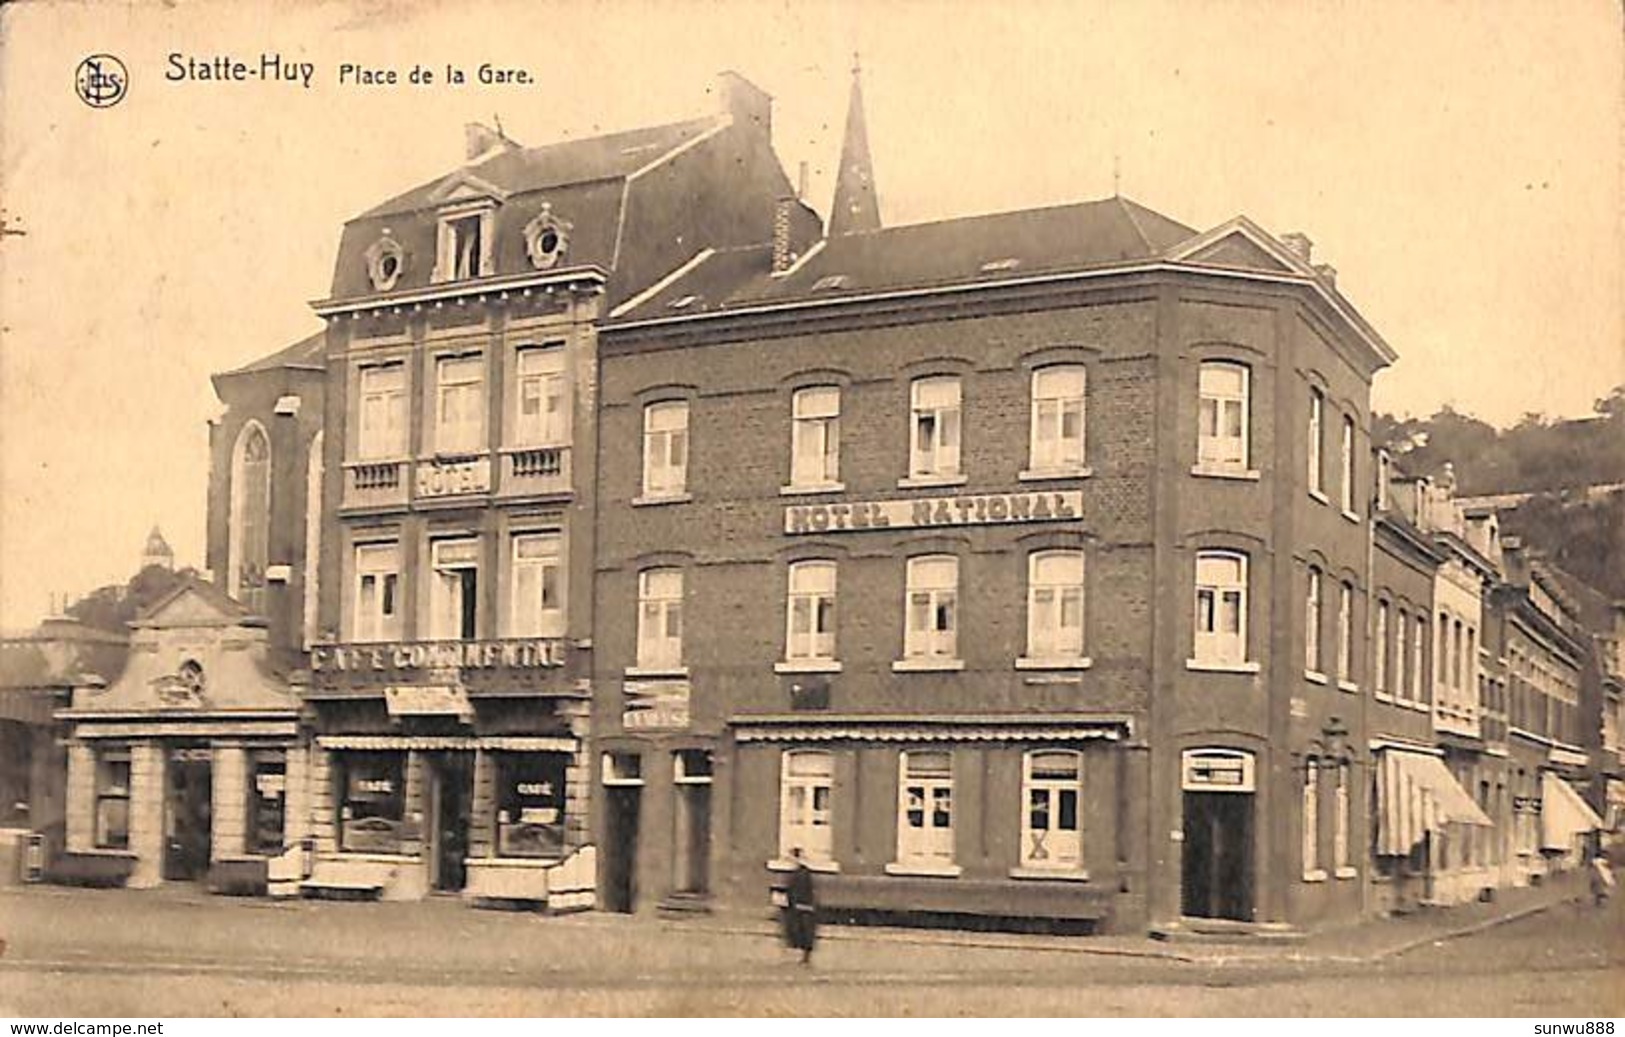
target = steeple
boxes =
[141,525,174,572]
[828,54,881,238]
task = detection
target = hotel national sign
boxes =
[785,490,1082,535]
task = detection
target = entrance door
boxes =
[429,753,473,892]
[604,785,642,912]
[164,752,213,881]
[672,749,712,896]
[1181,791,1254,920]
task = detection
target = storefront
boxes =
[56,582,303,892]
[1369,742,1492,907]
[301,637,594,907]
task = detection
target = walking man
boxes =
[783,847,819,965]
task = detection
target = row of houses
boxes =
[3,69,1620,934]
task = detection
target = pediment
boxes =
[140,583,248,629]
[427,170,509,207]
[1182,232,1296,273]
[1167,216,1314,276]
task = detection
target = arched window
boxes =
[229,421,271,612]
[1193,550,1248,666]
[303,431,323,649]
[779,749,834,863]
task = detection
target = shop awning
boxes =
[1541,772,1603,849]
[315,735,575,752]
[1375,749,1493,856]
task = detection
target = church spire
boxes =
[828,54,881,238]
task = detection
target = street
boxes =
[0,886,1621,1016]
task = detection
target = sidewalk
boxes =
[652,870,1591,967]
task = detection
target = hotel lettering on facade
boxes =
[49,69,1612,930]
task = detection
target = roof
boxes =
[133,576,253,626]
[356,116,722,220]
[218,330,325,377]
[609,195,1199,320]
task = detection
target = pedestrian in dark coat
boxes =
[1590,850,1615,907]
[782,849,819,964]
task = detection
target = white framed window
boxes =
[1302,759,1320,875]
[435,355,485,454]
[1021,750,1082,870]
[1341,414,1357,513]
[1334,762,1350,872]
[1194,550,1248,666]
[909,376,962,478]
[358,364,407,460]
[636,568,683,671]
[779,749,833,864]
[1306,567,1323,674]
[1026,550,1085,661]
[353,542,401,642]
[1375,601,1390,695]
[509,532,562,637]
[642,401,689,497]
[1308,387,1325,493]
[904,555,959,661]
[790,386,840,487]
[1413,616,1427,703]
[1029,365,1086,471]
[1337,581,1355,684]
[515,346,568,447]
[428,538,480,640]
[94,749,131,850]
[1197,362,1248,471]
[785,560,837,663]
[437,209,492,281]
[896,750,954,866]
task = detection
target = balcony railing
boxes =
[501,445,571,497]
[343,460,408,510]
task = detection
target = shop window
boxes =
[636,568,684,671]
[338,752,406,854]
[642,400,689,498]
[1193,550,1248,666]
[435,355,485,455]
[509,532,563,638]
[779,750,833,864]
[495,752,567,859]
[1026,550,1085,661]
[515,346,568,447]
[357,364,407,460]
[1029,365,1086,472]
[909,376,962,479]
[248,750,287,855]
[94,748,131,850]
[429,537,480,640]
[785,560,837,663]
[790,386,841,488]
[1021,750,1082,871]
[896,750,954,867]
[903,555,958,662]
[1196,361,1249,472]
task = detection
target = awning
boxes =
[1541,772,1603,849]
[315,735,575,752]
[1375,749,1493,855]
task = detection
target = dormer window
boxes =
[523,205,571,271]
[364,234,405,292]
[435,203,495,282]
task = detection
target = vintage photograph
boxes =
[0,0,1621,1020]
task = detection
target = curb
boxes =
[1372,893,1581,962]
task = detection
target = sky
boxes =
[0,0,1620,629]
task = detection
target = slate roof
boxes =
[611,196,1198,320]
[218,330,325,377]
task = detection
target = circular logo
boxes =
[75,54,128,108]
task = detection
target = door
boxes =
[164,752,213,881]
[429,753,473,892]
[1181,790,1254,921]
[673,782,711,895]
[603,785,641,912]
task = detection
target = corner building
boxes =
[595,90,1396,930]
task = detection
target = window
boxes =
[1194,551,1248,665]
[1197,362,1249,471]
[790,386,841,487]
[642,401,689,497]
[353,543,401,642]
[1334,762,1351,872]
[636,568,683,671]
[358,364,407,460]
[904,555,959,661]
[303,431,324,650]
[337,752,406,854]
[248,750,287,855]
[897,751,954,867]
[1303,760,1320,875]
[435,355,485,454]
[429,538,480,640]
[515,347,568,446]
[785,561,837,663]
[1021,750,1082,871]
[1338,581,1354,685]
[495,752,567,858]
[229,422,271,612]
[1377,450,1392,511]
[1029,366,1086,471]
[509,533,562,637]
[1413,616,1427,703]
[1026,550,1086,661]
[1375,602,1390,695]
[440,211,488,281]
[1305,567,1324,674]
[1308,388,1325,493]
[909,376,962,478]
[94,749,131,850]
[780,750,833,864]
[1340,415,1357,513]
[1452,618,1463,693]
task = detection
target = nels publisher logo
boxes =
[75,53,128,108]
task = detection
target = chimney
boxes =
[464,122,505,161]
[1279,232,1313,263]
[1313,263,1337,286]
[714,71,771,135]
[772,197,794,273]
